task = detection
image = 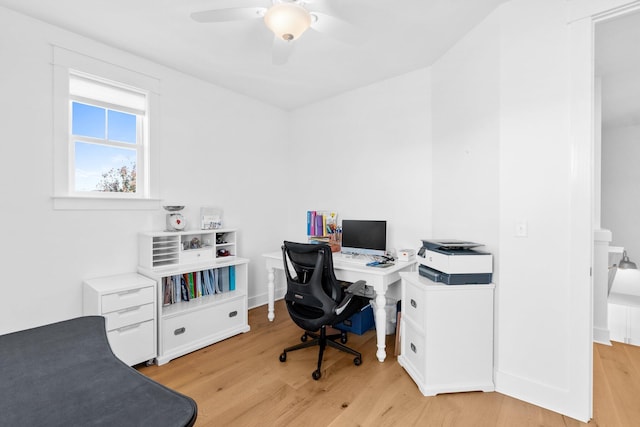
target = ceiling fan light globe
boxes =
[264,3,311,41]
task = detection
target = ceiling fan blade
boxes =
[191,7,267,23]
[310,12,365,45]
[272,36,295,65]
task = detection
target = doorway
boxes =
[596,10,640,260]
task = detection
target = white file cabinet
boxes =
[398,272,495,396]
[83,273,157,366]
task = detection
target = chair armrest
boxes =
[335,280,367,315]
[345,280,366,294]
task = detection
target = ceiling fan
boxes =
[190,0,362,65]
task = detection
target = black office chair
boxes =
[279,241,369,380]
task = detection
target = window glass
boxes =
[72,102,105,138]
[108,110,137,144]
[74,142,137,192]
[71,99,140,194]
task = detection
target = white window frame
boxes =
[52,46,161,210]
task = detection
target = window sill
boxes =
[52,196,162,211]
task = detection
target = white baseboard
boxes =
[593,327,611,346]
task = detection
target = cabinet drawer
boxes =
[107,319,155,366]
[402,319,426,384]
[162,298,246,354]
[403,280,427,330]
[102,286,154,313]
[180,248,214,264]
[104,302,154,331]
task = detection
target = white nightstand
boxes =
[83,273,157,366]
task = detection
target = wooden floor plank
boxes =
[137,301,640,426]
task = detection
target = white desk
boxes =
[263,251,416,362]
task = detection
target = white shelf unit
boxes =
[397,272,495,396]
[83,273,157,366]
[138,228,238,270]
[138,229,250,365]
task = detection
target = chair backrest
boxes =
[282,241,344,332]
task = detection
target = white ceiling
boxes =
[596,10,640,129]
[0,0,508,110]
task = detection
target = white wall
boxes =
[287,69,432,248]
[430,0,591,420]
[283,69,432,300]
[602,124,640,260]
[498,0,586,419]
[0,6,289,334]
[431,7,500,255]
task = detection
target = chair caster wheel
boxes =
[279,353,287,362]
[301,334,308,342]
[312,370,321,380]
[341,336,348,344]
[354,357,362,366]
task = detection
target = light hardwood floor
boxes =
[138,301,640,426]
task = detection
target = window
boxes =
[69,72,146,196]
[52,46,160,210]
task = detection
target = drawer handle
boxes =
[410,343,417,353]
[174,327,186,336]
[228,310,238,318]
[118,289,141,296]
[117,323,141,333]
[410,299,417,308]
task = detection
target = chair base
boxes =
[279,325,362,380]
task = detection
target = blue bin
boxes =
[333,303,375,335]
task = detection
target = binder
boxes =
[214,269,222,294]
[174,275,181,302]
[220,267,230,292]
[229,266,236,291]
[203,269,212,295]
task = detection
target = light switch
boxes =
[515,220,528,237]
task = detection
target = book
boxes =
[315,214,323,237]
[310,211,317,236]
[195,271,202,297]
[229,266,236,291]
[183,273,194,299]
[163,277,171,306]
[180,275,189,301]
[307,210,338,238]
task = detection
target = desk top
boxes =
[263,251,416,276]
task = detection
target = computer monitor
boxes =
[340,220,387,256]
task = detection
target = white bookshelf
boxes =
[138,229,250,365]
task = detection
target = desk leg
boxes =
[374,292,387,362]
[267,266,275,322]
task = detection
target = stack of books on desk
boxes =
[307,210,340,252]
